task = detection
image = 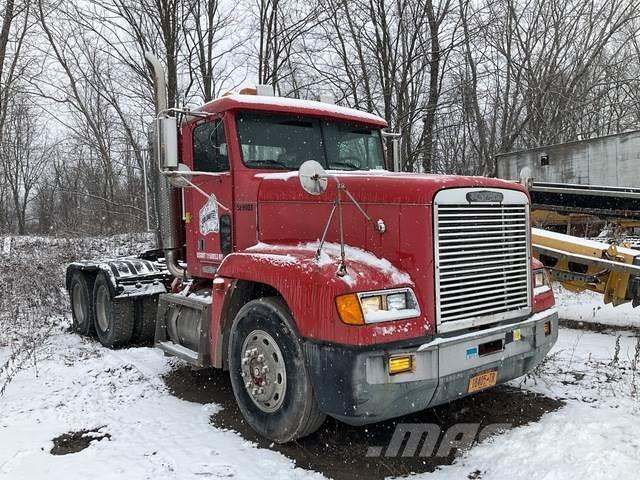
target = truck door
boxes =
[185,118,233,278]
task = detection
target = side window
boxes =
[193,120,229,172]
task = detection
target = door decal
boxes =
[200,195,220,235]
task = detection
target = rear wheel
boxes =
[69,272,95,336]
[228,297,325,443]
[131,296,158,345]
[93,272,134,348]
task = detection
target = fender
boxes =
[213,242,431,353]
[66,259,168,299]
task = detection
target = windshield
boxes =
[236,112,386,171]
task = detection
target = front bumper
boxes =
[304,308,558,425]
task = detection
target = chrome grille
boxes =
[434,188,531,332]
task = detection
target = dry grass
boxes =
[0,233,153,394]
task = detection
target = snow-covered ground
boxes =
[427,328,640,480]
[0,332,322,480]
[1,234,639,480]
[554,284,640,329]
[1,316,638,479]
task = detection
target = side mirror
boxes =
[519,167,533,189]
[154,116,178,169]
[299,160,329,195]
[382,130,402,171]
[392,137,401,172]
[166,164,193,188]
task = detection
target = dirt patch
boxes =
[50,428,111,455]
[560,319,640,335]
[164,366,563,479]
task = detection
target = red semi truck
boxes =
[66,54,558,443]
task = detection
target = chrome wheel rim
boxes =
[95,286,110,332]
[240,329,287,413]
[72,283,86,324]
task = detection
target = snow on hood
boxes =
[246,241,412,287]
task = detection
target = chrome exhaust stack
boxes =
[144,52,188,280]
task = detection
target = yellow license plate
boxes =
[468,370,498,393]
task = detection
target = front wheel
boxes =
[228,297,325,443]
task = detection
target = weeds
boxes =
[0,233,153,395]
[610,335,621,366]
[519,330,640,404]
[631,337,640,398]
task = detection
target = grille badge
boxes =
[466,190,504,203]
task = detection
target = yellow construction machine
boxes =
[532,228,640,308]
[495,132,640,309]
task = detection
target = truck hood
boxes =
[256,170,527,205]
[253,170,530,338]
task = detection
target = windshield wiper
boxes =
[329,161,361,171]
[246,159,290,170]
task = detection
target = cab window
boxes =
[324,123,385,171]
[236,113,324,170]
[193,120,229,172]
[236,111,385,171]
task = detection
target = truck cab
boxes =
[180,94,391,278]
[66,65,558,444]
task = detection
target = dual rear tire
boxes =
[69,272,95,336]
[69,272,325,443]
[69,271,155,348]
[93,273,134,348]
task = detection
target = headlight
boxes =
[360,295,383,315]
[386,292,408,310]
[335,288,420,325]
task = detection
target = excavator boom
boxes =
[532,228,640,307]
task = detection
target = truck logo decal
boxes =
[200,195,220,235]
[465,347,478,360]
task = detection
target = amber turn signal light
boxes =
[335,294,364,325]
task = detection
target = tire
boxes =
[93,272,135,348]
[69,272,95,336]
[131,296,158,345]
[228,297,326,443]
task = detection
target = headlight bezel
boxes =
[533,268,552,295]
[338,287,420,325]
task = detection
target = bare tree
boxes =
[317,0,455,171]
[421,0,452,173]
[0,0,16,128]
[250,0,323,94]
[0,0,32,138]
[0,95,49,234]
[183,0,240,102]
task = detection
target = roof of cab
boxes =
[194,94,388,128]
